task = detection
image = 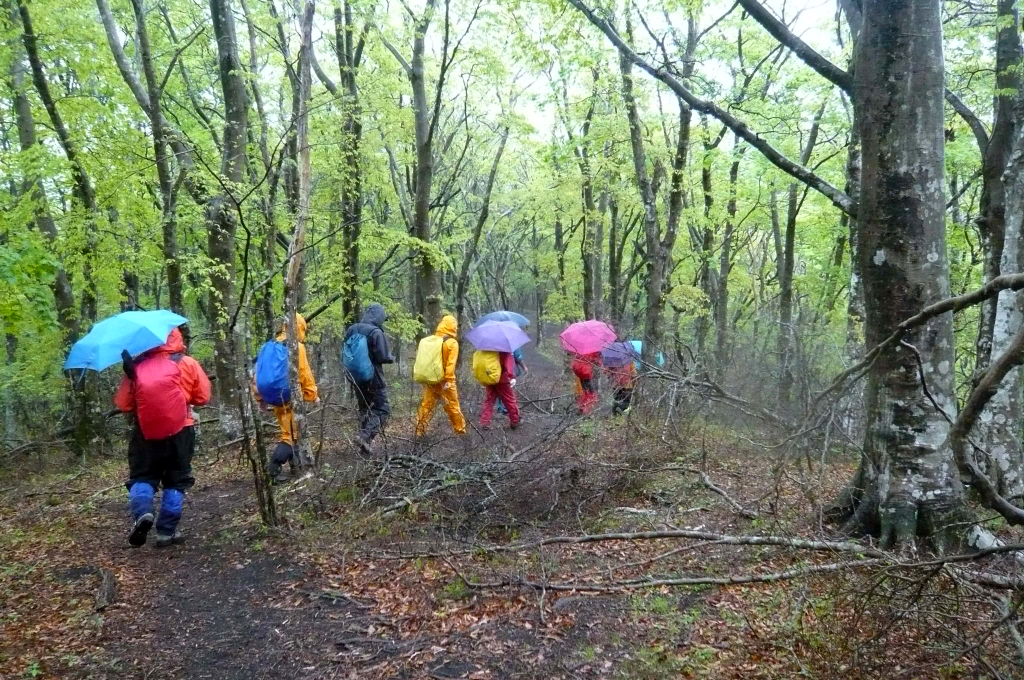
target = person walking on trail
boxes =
[115,327,211,548]
[607,361,636,415]
[570,351,602,415]
[479,351,521,430]
[496,347,527,416]
[343,303,395,452]
[255,313,319,483]
[414,315,467,437]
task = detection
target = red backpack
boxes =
[133,354,189,440]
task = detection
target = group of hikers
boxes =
[111,305,636,547]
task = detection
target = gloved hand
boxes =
[443,382,453,391]
[121,349,136,380]
[510,379,517,388]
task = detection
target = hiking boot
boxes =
[354,436,373,455]
[509,421,520,430]
[272,472,291,485]
[155,530,184,548]
[129,512,154,547]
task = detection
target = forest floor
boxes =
[1,344,1012,679]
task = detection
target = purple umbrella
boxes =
[465,320,531,353]
[602,341,638,367]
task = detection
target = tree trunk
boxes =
[128,0,183,314]
[973,0,1023,498]
[454,128,509,330]
[5,31,78,341]
[336,2,365,325]
[695,145,715,362]
[715,146,742,371]
[619,47,661,340]
[607,199,621,326]
[981,166,1024,500]
[845,129,864,355]
[18,0,97,325]
[831,0,966,552]
[208,0,249,416]
[975,0,1021,375]
[554,217,566,294]
[779,103,826,405]
[580,162,598,320]
[531,220,545,346]
[409,1,442,328]
[283,0,315,468]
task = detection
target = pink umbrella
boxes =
[559,320,616,355]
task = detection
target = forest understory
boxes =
[10,0,1024,676]
[4,342,1024,680]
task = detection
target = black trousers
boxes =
[613,387,633,414]
[353,379,391,443]
[127,425,196,491]
[268,441,296,476]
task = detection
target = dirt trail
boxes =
[75,340,585,679]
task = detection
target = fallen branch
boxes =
[504,529,883,557]
[460,557,885,592]
[690,468,758,520]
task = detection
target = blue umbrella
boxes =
[476,310,530,328]
[629,340,665,370]
[465,320,531,353]
[64,310,189,371]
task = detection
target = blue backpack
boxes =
[255,341,290,406]
[342,332,374,383]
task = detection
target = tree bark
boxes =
[383,0,444,328]
[335,1,366,324]
[832,0,966,552]
[779,102,826,405]
[17,0,98,325]
[975,0,1021,377]
[619,14,693,368]
[454,128,509,330]
[5,26,78,341]
[977,88,1024,500]
[412,0,441,326]
[208,0,249,413]
[845,128,864,355]
[283,0,315,467]
[715,144,742,371]
[128,0,183,314]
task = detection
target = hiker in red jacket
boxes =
[571,352,601,415]
[115,327,211,548]
[480,351,521,430]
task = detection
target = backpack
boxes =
[255,341,291,405]
[342,332,374,383]
[413,335,445,384]
[134,354,188,440]
[472,350,501,386]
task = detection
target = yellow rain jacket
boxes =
[272,313,319,446]
[415,315,466,435]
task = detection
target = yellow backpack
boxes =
[472,350,502,386]
[413,335,445,384]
